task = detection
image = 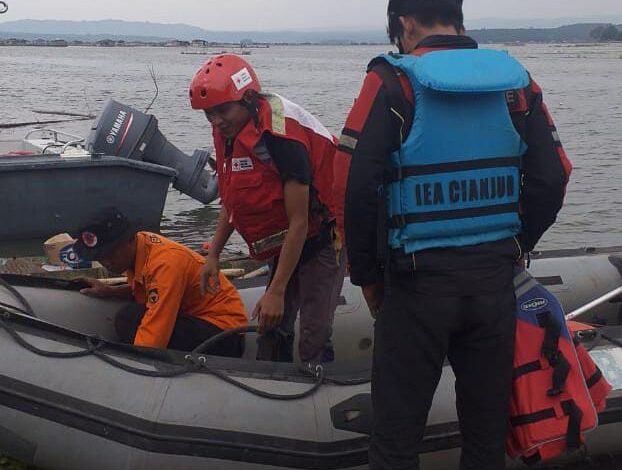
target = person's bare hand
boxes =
[251,291,285,334]
[78,278,113,298]
[201,255,221,295]
[362,283,384,319]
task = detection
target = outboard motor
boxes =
[85,99,218,204]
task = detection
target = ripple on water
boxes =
[2,43,622,252]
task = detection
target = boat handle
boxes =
[61,138,85,153]
[565,286,622,321]
[24,128,83,142]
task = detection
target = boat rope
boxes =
[203,361,324,400]
[0,308,325,400]
[0,2,7,14]
[191,325,327,399]
[192,324,257,354]
[0,276,35,317]
[0,315,104,358]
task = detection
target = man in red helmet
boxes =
[189,54,345,364]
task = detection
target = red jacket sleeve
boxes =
[510,79,572,251]
[340,70,404,286]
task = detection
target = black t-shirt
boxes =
[260,133,331,263]
[257,133,312,184]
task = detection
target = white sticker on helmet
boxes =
[231,67,253,91]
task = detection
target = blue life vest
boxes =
[378,49,530,254]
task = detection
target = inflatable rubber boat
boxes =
[0,246,621,470]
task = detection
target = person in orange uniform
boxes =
[75,208,247,356]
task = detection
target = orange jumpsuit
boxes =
[125,232,247,348]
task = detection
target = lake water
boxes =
[1,42,622,257]
[2,41,622,469]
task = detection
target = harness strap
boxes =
[586,367,604,389]
[510,399,583,450]
[369,59,412,148]
[389,203,519,229]
[389,156,521,182]
[548,352,571,397]
[513,360,542,380]
[538,311,570,396]
[562,400,583,450]
[510,407,556,426]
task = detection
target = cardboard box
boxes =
[43,233,75,266]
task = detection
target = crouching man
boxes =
[75,208,248,356]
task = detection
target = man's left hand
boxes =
[362,283,384,319]
[252,291,285,334]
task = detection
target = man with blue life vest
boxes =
[337,0,572,469]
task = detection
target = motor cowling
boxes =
[85,99,218,204]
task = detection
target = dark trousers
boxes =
[256,243,346,363]
[115,306,244,357]
[369,271,516,470]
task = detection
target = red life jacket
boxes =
[567,321,611,413]
[507,270,612,465]
[214,93,339,260]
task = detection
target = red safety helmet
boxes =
[189,54,261,110]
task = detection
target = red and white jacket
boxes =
[214,93,340,260]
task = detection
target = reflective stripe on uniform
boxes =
[251,229,289,256]
[338,133,358,152]
[266,94,286,135]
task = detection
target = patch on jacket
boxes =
[149,235,162,244]
[232,157,254,172]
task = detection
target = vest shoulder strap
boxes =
[368,58,413,146]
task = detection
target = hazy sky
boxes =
[4,0,622,30]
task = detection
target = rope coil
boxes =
[0,309,325,400]
[0,2,7,14]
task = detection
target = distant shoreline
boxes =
[0,39,388,47]
[2,22,622,47]
[3,39,622,48]
[1,19,620,45]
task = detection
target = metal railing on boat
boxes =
[566,286,622,321]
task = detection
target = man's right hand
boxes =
[201,255,221,295]
[79,278,114,298]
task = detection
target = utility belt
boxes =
[298,218,337,265]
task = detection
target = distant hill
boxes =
[0,19,207,40]
[469,23,610,43]
[0,19,616,44]
[466,15,622,29]
[0,19,387,44]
